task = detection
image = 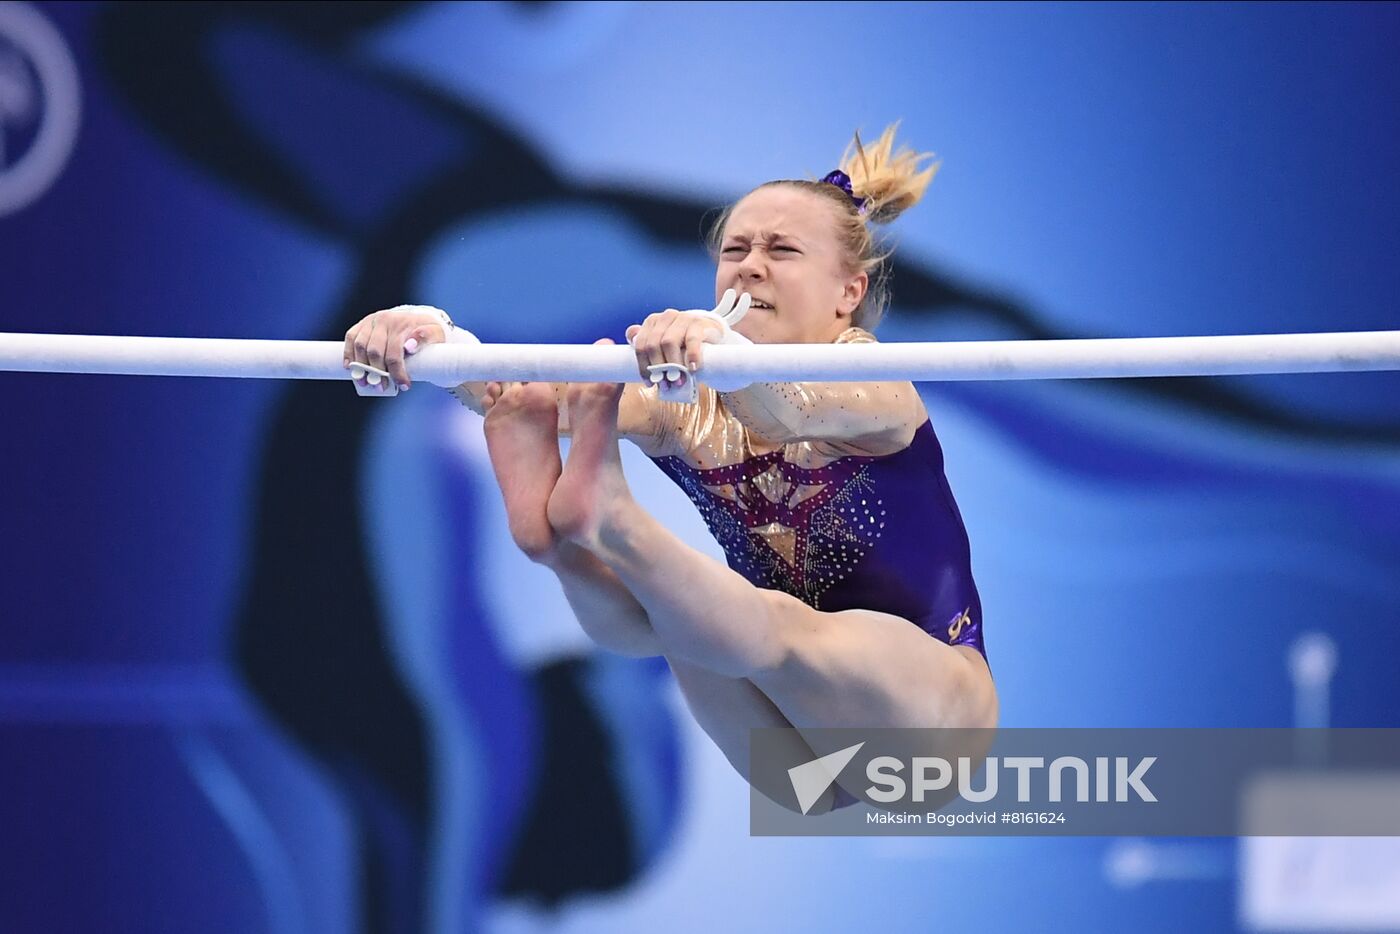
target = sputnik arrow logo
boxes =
[788,742,865,814]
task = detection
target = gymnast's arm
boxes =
[715,329,928,455]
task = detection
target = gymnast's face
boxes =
[716,185,867,344]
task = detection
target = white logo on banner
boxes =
[0,2,80,216]
[788,742,865,815]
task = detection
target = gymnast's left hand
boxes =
[624,289,753,387]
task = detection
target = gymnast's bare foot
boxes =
[548,343,635,552]
[482,381,564,563]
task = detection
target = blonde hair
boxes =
[706,123,939,330]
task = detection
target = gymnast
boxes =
[343,125,996,812]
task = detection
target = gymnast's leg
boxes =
[481,379,658,656]
[481,380,840,811]
[546,381,998,737]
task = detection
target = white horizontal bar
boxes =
[1,330,1399,386]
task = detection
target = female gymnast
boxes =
[344,125,996,812]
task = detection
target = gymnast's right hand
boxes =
[342,304,454,394]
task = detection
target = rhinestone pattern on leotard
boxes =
[654,448,888,608]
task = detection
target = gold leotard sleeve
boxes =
[714,328,927,457]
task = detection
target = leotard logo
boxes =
[948,608,972,640]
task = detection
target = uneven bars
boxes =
[1,330,1399,386]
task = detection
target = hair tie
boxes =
[820,170,869,215]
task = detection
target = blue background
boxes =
[2,2,1398,932]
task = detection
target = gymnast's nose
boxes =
[737,248,767,283]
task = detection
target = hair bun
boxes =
[840,123,939,225]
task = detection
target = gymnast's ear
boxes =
[837,270,868,320]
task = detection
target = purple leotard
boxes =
[649,417,985,661]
